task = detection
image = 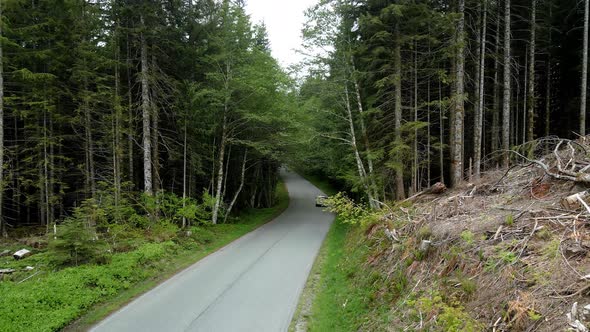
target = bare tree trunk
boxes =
[492,0,501,164]
[222,144,232,200]
[49,116,55,225]
[502,0,512,167]
[344,85,376,209]
[224,149,247,223]
[412,44,419,193]
[152,99,160,192]
[522,46,527,144]
[211,114,227,225]
[427,79,431,185]
[0,0,5,237]
[474,0,487,180]
[351,58,379,203]
[43,111,51,232]
[545,58,551,137]
[527,0,536,142]
[84,77,96,197]
[126,33,134,186]
[151,54,160,193]
[394,25,406,199]
[582,0,589,136]
[113,40,122,209]
[140,15,152,195]
[439,79,445,184]
[451,0,466,187]
[182,121,187,228]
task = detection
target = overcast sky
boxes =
[245,0,317,68]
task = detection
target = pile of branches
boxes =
[509,137,590,185]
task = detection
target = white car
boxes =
[315,195,329,207]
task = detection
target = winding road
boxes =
[91,169,334,332]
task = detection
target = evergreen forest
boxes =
[2,0,590,330]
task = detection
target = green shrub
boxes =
[325,192,378,226]
[409,291,482,331]
[505,214,514,226]
[460,230,475,245]
[49,219,109,266]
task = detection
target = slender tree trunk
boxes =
[545,5,553,138]
[211,114,227,225]
[344,85,375,208]
[545,58,551,137]
[222,144,232,200]
[182,121,187,228]
[492,0,501,164]
[83,76,96,197]
[523,46,528,144]
[412,44,419,193]
[114,40,122,209]
[0,0,5,237]
[451,0,466,187]
[351,58,378,203]
[224,149,247,223]
[49,116,55,225]
[427,79,431,185]
[151,54,160,193]
[394,25,405,199]
[126,33,134,186]
[439,79,445,184]
[502,0,512,167]
[43,111,50,232]
[152,98,160,192]
[582,0,589,135]
[140,15,152,195]
[474,0,487,180]
[13,116,20,227]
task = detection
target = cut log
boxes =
[402,182,448,203]
[562,191,590,211]
[0,268,15,274]
[429,182,447,194]
[13,249,31,260]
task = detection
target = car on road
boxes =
[315,195,329,207]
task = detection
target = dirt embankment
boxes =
[358,138,590,331]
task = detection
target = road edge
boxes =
[64,181,290,332]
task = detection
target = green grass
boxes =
[289,172,371,331]
[0,182,289,332]
[306,220,370,331]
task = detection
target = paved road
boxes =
[91,169,334,332]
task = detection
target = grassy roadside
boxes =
[1,182,289,332]
[290,173,369,331]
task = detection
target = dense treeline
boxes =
[295,0,589,204]
[0,0,292,236]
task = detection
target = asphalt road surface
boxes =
[91,169,334,332]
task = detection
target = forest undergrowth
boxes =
[306,137,590,331]
[0,182,289,332]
